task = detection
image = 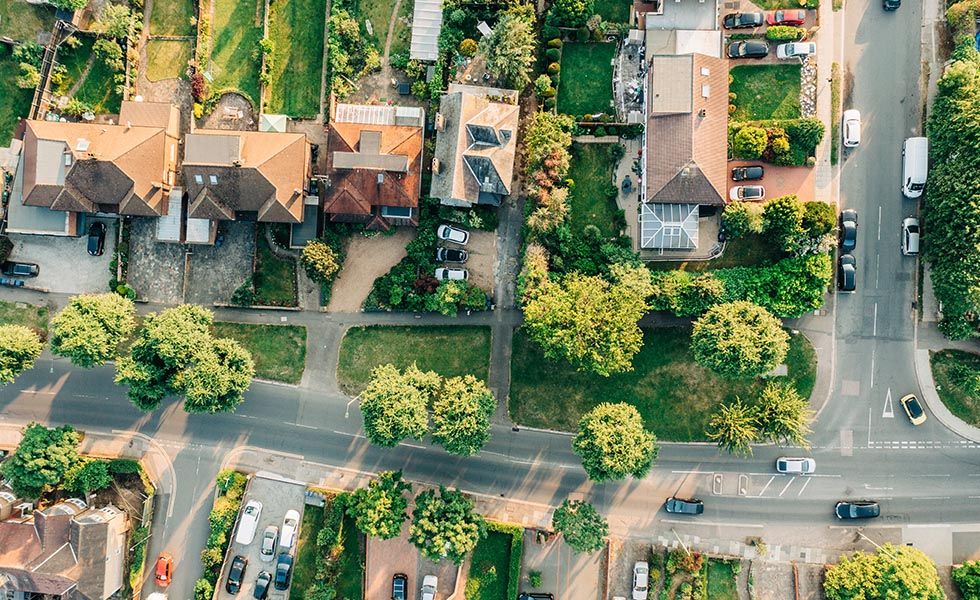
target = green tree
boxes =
[762,195,805,251]
[0,324,43,384]
[16,63,40,89]
[824,545,944,600]
[523,111,574,184]
[409,487,486,564]
[359,363,439,447]
[953,560,980,599]
[94,3,132,38]
[347,471,412,539]
[12,42,43,68]
[707,399,758,456]
[64,459,113,495]
[193,578,214,600]
[649,270,724,317]
[479,12,537,89]
[50,293,136,368]
[523,263,654,377]
[180,337,255,414]
[723,201,764,238]
[552,499,608,554]
[430,375,495,456]
[549,0,595,27]
[572,402,658,482]
[691,301,789,379]
[51,0,87,10]
[0,423,80,498]
[300,240,341,283]
[93,38,124,71]
[755,381,813,447]
[733,126,768,159]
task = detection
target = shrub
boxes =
[547,62,561,75]
[542,25,560,39]
[547,38,563,48]
[535,74,553,97]
[190,71,208,101]
[576,26,589,42]
[529,570,543,587]
[545,47,561,61]
[733,126,768,159]
[301,240,341,283]
[723,201,763,237]
[459,38,478,56]
[594,126,606,137]
[766,25,806,41]
[544,97,556,110]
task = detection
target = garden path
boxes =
[377,0,404,89]
[64,54,95,98]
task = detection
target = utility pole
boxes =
[671,529,691,556]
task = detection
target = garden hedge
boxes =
[487,521,525,600]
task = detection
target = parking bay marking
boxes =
[757,475,776,497]
[797,477,812,496]
[778,477,796,496]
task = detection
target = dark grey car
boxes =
[727,40,769,59]
[838,254,856,292]
[664,497,704,515]
[835,500,880,519]
[840,209,858,252]
[723,12,764,29]
[436,247,468,263]
[1,261,39,277]
[731,165,764,181]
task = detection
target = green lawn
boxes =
[648,233,786,272]
[509,327,817,441]
[466,530,514,600]
[931,350,980,427]
[288,504,323,600]
[253,230,298,307]
[53,35,122,114]
[336,516,364,600]
[707,560,739,600]
[0,46,33,146]
[337,325,492,394]
[557,42,616,116]
[149,0,195,35]
[729,64,802,121]
[0,0,54,42]
[210,0,263,107]
[146,40,192,81]
[356,0,396,51]
[53,36,92,96]
[389,0,413,56]
[567,143,620,237]
[265,0,325,117]
[212,322,307,384]
[596,0,631,22]
[0,300,50,337]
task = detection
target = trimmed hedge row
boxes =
[488,521,524,600]
[195,470,247,600]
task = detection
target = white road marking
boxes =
[398,442,425,449]
[912,496,950,500]
[660,519,763,529]
[331,430,367,439]
[778,478,796,496]
[671,470,704,474]
[873,303,878,336]
[797,477,813,496]
[875,254,880,289]
[870,354,875,389]
[758,475,776,496]
[882,389,894,418]
[292,423,318,430]
[877,205,882,240]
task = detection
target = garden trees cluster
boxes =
[359,364,495,456]
[409,486,486,564]
[729,118,825,166]
[328,0,381,98]
[346,470,412,539]
[824,545,944,600]
[13,42,43,90]
[0,423,80,498]
[572,402,658,481]
[691,301,789,379]
[953,560,980,599]
[51,293,136,368]
[0,324,43,384]
[552,499,608,554]
[707,381,813,455]
[547,0,594,27]
[115,304,255,413]
[479,4,536,89]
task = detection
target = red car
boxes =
[766,9,806,26]
[154,553,174,587]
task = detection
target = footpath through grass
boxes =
[509,327,816,441]
[212,322,306,384]
[0,300,50,336]
[210,0,263,106]
[567,143,620,237]
[729,64,802,121]
[557,42,616,116]
[931,349,980,427]
[265,0,325,116]
[337,325,491,394]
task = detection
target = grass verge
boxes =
[0,300,50,337]
[212,322,307,384]
[706,559,739,600]
[265,0,325,116]
[210,0,263,107]
[466,523,523,600]
[146,40,192,81]
[337,325,491,394]
[337,515,364,600]
[289,504,323,600]
[930,349,980,427]
[509,327,816,441]
[830,62,841,166]
[149,0,196,35]
[568,142,621,237]
[557,42,616,116]
[729,64,802,121]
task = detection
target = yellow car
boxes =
[900,394,927,426]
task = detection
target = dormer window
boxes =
[209,175,218,184]
[194,175,203,185]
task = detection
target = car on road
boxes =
[259,526,278,562]
[226,555,248,594]
[776,42,816,60]
[723,12,764,29]
[664,497,704,515]
[883,0,900,9]
[729,185,765,201]
[154,552,173,587]
[776,457,816,475]
[392,573,408,600]
[1,261,39,277]
[420,575,438,600]
[727,40,769,59]
[435,267,469,281]
[900,393,927,425]
[518,594,554,600]
[87,222,107,256]
[901,217,920,256]
[842,109,861,148]
[253,571,272,600]
[766,9,806,25]
[632,561,649,600]
[838,254,856,292]
[835,500,880,520]
[274,553,293,590]
[235,500,263,545]
[436,247,468,263]
[437,224,469,245]
[279,509,300,550]
[840,209,858,252]
[731,165,764,181]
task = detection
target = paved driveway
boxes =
[728,160,816,202]
[7,219,115,294]
[520,530,603,600]
[364,522,418,600]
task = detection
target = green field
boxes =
[356,0,396,51]
[146,40,192,81]
[253,231,298,307]
[729,64,802,121]
[212,322,307,384]
[0,300,50,337]
[337,325,492,394]
[149,0,196,36]
[557,42,616,116]
[567,143,620,237]
[210,0,263,106]
[265,0,325,117]
[509,327,816,441]
[52,35,122,114]
[931,349,980,427]
[706,560,739,600]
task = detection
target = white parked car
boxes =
[775,457,816,475]
[729,185,765,201]
[632,562,649,600]
[435,267,469,281]
[776,42,816,59]
[234,499,263,545]
[260,526,278,562]
[842,109,861,147]
[279,509,300,550]
[420,575,438,600]
[901,217,920,256]
[437,224,469,245]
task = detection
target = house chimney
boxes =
[698,109,706,119]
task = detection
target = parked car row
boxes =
[727,41,816,60]
[226,500,299,598]
[722,9,806,29]
[665,496,892,520]
[436,224,470,281]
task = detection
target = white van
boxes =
[902,137,928,199]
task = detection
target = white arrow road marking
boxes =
[882,388,894,418]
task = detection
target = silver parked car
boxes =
[901,217,920,256]
[729,185,765,201]
[775,457,816,475]
[437,224,469,245]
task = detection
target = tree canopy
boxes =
[691,301,789,379]
[479,12,536,89]
[824,545,945,600]
[409,487,486,564]
[0,324,43,384]
[548,0,595,27]
[51,293,136,368]
[430,375,496,456]
[552,499,608,554]
[300,241,340,283]
[953,560,980,600]
[0,423,80,498]
[755,381,813,447]
[572,402,658,481]
[65,459,113,495]
[359,363,437,447]
[706,398,758,456]
[347,471,412,539]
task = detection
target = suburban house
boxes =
[430,84,519,208]
[6,100,180,236]
[323,103,425,230]
[0,495,130,600]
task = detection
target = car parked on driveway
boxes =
[901,217,920,256]
[0,261,39,277]
[253,571,271,600]
[835,500,880,519]
[259,526,278,562]
[420,575,438,600]
[731,165,764,181]
[840,209,858,252]
[87,222,107,256]
[776,457,816,474]
[723,12,764,29]
[279,509,299,551]
[729,185,765,201]
[776,42,816,59]
[274,553,293,590]
[435,267,469,281]
[235,500,263,545]
[900,393,927,425]
[766,9,806,25]
[842,109,861,147]
[154,553,173,587]
[664,497,704,515]
[727,40,769,59]
[226,555,248,594]
[436,247,468,263]
[632,561,649,600]
[437,224,469,245]
[838,254,856,292]
[392,573,408,600]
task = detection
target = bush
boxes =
[723,201,763,237]
[576,26,589,42]
[301,240,341,283]
[547,62,561,75]
[547,38,563,48]
[733,126,768,159]
[766,26,806,41]
[545,47,561,61]
[594,126,606,137]
[542,25,560,39]
[544,97,556,110]
[459,38,478,56]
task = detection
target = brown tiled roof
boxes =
[645,54,728,206]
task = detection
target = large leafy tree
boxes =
[548,0,595,27]
[0,324,43,384]
[50,293,136,368]
[409,487,486,564]
[359,363,439,447]
[552,499,608,554]
[94,3,132,38]
[430,375,495,456]
[953,560,980,599]
[114,305,254,413]
[824,545,944,600]
[572,402,658,481]
[300,240,340,283]
[691,301,789,379]
[762,194,805,252]
[0,423,80,498]
[64,459,113,495]
[479,12,536,89]
[347,471,412,539]
[755,381,813,447]
[523,263,654,377]
[707,399,758,456]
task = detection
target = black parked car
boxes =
[723,11,764,29]
[835,500,880,519]
[87,222,107,256]
[727,40,769,59]
[519,594,555,600]
[883,0,900,9]
[274,553,293,591]
[436,247,468,263]
[392,573,408,600]
[1,261,39,277]
[253,571,272,600]
[838,254,856,292]
[731,165,764,181]
[226,555,248,594]
[664,497,704,515]
[840,208,858,252]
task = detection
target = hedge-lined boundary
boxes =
[486,521,525,600]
